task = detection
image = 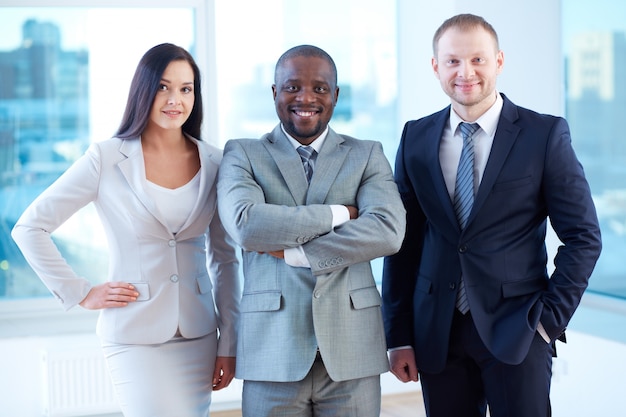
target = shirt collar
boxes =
[281,124,329,153]
[449,92,503,137]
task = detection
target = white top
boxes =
[146,170,200,234]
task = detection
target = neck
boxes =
[453,91,498,122]
[142,127,187,151]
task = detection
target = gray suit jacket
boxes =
[218,125,405,382]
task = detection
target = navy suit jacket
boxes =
[382,94,602,372]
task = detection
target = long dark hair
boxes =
[115,43,203,140]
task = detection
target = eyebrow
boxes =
[160,78,194,85]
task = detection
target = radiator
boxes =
[41,347,120,417]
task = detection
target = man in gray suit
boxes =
[217,45,406,417]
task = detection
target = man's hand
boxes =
[259,250,285,259]
[79,282,138,309]
[212,356,236,391]
[345,205,358,219]
[389,347,419,383]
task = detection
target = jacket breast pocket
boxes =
[349,286,382,310]
[240,290,282,312]
[492,175,533,193]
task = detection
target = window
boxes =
[212,0,399,160]
[0,5,199,302]
[563,0,626,300]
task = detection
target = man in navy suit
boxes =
[382,13,602,417]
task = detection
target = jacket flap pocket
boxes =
[350,286,382,309]
[130,282,150,301]
[502,277,547,298]
[416,277,432,294]
[196,274,213,294]
[241,291,282,312]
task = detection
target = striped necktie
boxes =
[297,145,316,183]
[454,122,479,314]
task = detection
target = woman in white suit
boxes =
[11,43,240,417]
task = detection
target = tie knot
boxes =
[297,145,315,161]
[459,122,479,140]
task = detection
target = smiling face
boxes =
[147,59,195,133]
[272,55,339,145]
[432,25,504,120]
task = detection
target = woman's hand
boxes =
[79,282,139,309]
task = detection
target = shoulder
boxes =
[85,137,127,160]
[403,106,450,134]
[501,93,567,130]
[223,135,271,154]
[90,137,124,151]
[194,137,224,163]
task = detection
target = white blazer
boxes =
[12,136,240,355]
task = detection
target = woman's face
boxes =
[147,60,195,133]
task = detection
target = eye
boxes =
[474,57,485,63]
[315,86,329,93]
[284,85,298,92]
[182,86,193,93]
[158,84,168,91]
[447,59,459,65]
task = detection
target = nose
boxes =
[167,91,181,105]
[458,61,475,78]
[295,87,316,103]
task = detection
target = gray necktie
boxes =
[454,122,479,314]
[297,146,316,183]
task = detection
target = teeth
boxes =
[296,111,315,117]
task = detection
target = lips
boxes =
[456,81,479,90]
[291,108,321,117]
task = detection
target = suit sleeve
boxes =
[381,123,424,348]
[539,117,602,340]
[206,196,241,357]
[217,139,335,253]
[11,144,101,309]
[303,141,406,275]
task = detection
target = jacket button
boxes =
[170,274,179,283]
[459,245,468,253]
[168,240,176,247]
[449,282,456,290]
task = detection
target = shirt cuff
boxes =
[330,205,350,228]
[284,246,310,268]
[537,321,551,343]
[388,345,413,352]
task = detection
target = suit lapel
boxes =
[264,125,309,204]
[117,138,171,233]
[471,96,521,222]
[177,137,218,235]
[425,109,461,230]
[306,129,349,205]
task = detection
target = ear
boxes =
[272,84,277,100]
[496,50,504,75]
[431,56,440,79]
[333,86,340,106]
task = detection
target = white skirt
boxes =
[102,331,217,417]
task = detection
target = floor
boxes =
[211,391,425,417]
